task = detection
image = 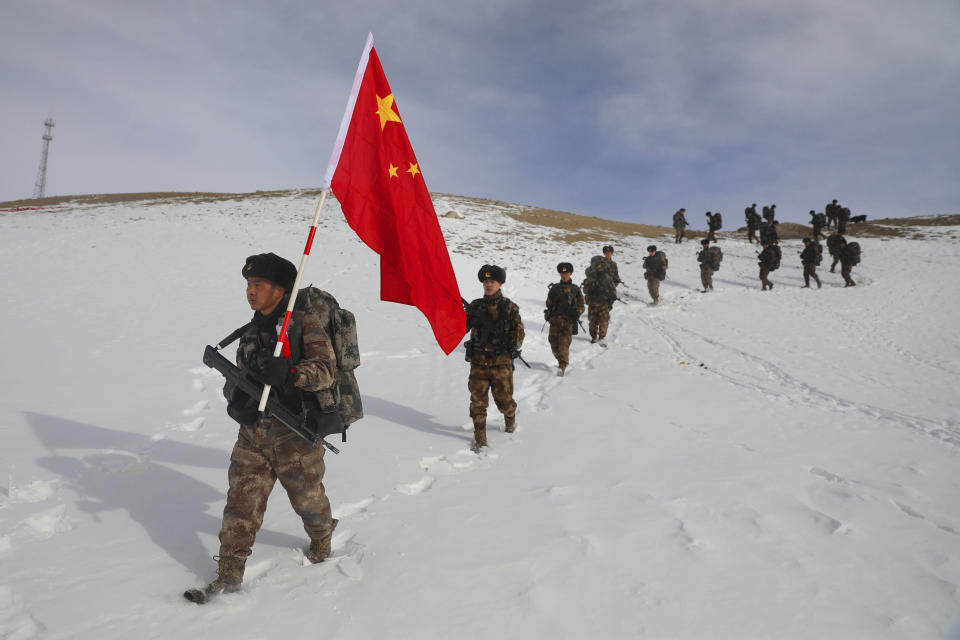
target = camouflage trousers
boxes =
[830,254,840,272]
[587,303,610,340]
[674,227,684,243]
[803,263,821,287]
[747,227,757,243]
[841,263,855,286]
[646,276,661,303]
[468,363,516,428]
[700,264,714,290]
[218,422,333,560]
[760,267,773,290]
[706,229,717,243]
[548,316,575,367]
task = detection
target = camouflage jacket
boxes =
[758,246,777,268]
[800,243,821,265]
[465,291,525,366]
[546,280,585,324]
[234,297,337,433]
[643,252,668,281]
[606,259,622,285]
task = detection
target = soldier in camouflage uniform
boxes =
[758,240,777,290]
[745,204,760,244]
[696,238,719,292]
[837,206,851,234]
[464,265,525,449]
[705,212,718,243]
[545,262,585,376]
[672,209,689,244]
[582,256,617,345]
[602,245,622,286]
[826,233,845,272]
[838,240,858,287]
[187,253,339,603]
[642,245,668,304]
[826,199,839,229]
[800,237,822,288]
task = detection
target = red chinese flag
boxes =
[324,34,466,354]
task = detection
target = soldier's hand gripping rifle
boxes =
[203,345,342,454]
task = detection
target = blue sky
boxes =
[2,0,958,224]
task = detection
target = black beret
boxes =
[701,239,710,245]
[242,253,297,292]
[602,245,614,253]
[647,245,657,252]
[557,262,574,274]
[478,264,506,283]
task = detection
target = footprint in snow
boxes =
[182,400,209,416]
[334,496,379,519]
[396,475,435,496]
[176,417,205,432]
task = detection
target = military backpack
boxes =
[285,286,364,430]
[769,245,782,271]
[705,246,723,270]
[846,242,861,265]
[826,234,845,255]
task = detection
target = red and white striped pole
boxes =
[257,188,329,412]
[257,34,374,412]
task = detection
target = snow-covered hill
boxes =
[1,192,958,639]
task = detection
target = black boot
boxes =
[185,555,245,604]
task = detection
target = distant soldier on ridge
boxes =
[760,219,780,246]
[672,208,689,244]
[745,204,760,244]
[825,199,840,229]
[837,206,851,234]
[810,210,826,241]
[705,211,722,243]
[762,204,777,224]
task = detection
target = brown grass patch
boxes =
[0,189,327,210]
[504,204,705,243]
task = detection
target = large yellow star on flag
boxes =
[376,94,402,130]
[406,162,420,178]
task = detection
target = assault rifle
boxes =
[203,345,342,454]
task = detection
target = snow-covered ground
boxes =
[1,192,958,639]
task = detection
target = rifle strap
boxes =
[217,322,255,350]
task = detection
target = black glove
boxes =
[258,356,297,389]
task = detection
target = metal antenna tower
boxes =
[33,117,55,198]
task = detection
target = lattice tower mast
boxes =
[33,117,55,198]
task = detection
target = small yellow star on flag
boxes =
[406,162,420,178]
[388,163,399,178]
[376,94,402,130]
